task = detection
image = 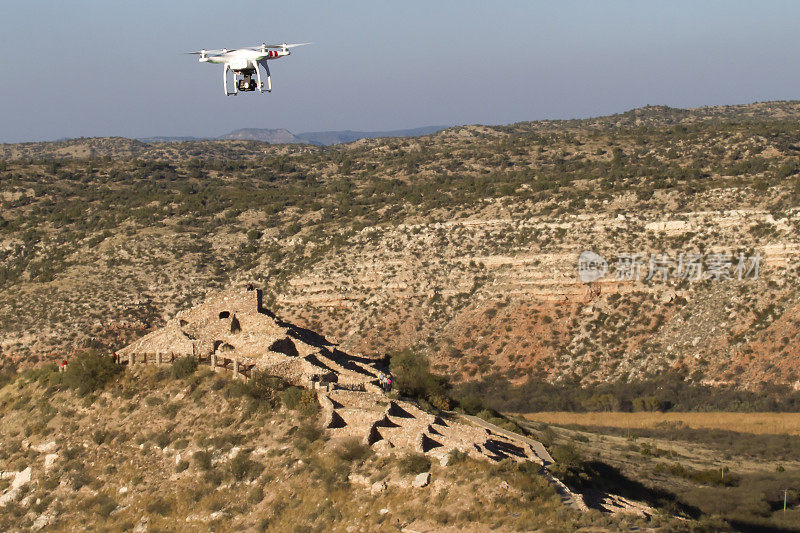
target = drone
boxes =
[188,43,310,96]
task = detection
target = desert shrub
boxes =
[171,356,198,379]
[162,402,181,419]
[549,444,593,488]
[280,386,303,408]
[246,371,284,404]
[280,387,319,416]
[194,450,212,470]
[153,431,172,449]
[296,420,323,447]
[333,437,372,463]
[68,468,93,490]
[0,367,17,389]
[92,430,108,445]
[225,380,250,398]
[62,351,122,396]
[206,493,227,512]
[247,486,264,504]
[146,496,173,516]
[228,453,264,481]
[446,449,468,465]
[655,462,739,487]
[144,395,163,407]
[398,453,431,475]
[88,494,117,518]
[203,468,225,487]
[21,364,57,385]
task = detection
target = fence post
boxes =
[156,352,162,365]
[233,359,239,379]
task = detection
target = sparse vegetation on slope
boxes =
[1,101,800,397]
[0,365,682,531]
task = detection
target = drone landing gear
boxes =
[223,64,236,96]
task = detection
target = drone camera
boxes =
[236,75,257,92]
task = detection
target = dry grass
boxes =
[519,412,800,435]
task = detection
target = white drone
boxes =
[188,42,310,96]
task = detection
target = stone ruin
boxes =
[118,289,554,467]
[118,288,382,389]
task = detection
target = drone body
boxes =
[189,43,309,96]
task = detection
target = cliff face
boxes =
[273,207,800,388]
[1,101,800,390]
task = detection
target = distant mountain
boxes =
[218,128,305,144]
[295,126,448,146]
[148,125,450,146]
[137,126,448,146]
[137,136,204,143]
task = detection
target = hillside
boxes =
[1,101,800,400]
[0,361,688,531]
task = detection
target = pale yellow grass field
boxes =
[519,412,800,435]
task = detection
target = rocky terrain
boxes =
[2,101,800,398]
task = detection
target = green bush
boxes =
[62,351,122,396]
[457,394,486,415]
[247,371,284,403]
[171,356,198,379]
[281,387,318,416]
[389,348,452,408]
[225,372,283,408]
[21,364,57,385]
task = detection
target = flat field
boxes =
[519,411,800,435]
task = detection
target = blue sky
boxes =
[2,1,799,142]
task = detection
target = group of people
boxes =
[377,372,392,392]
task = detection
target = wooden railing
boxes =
[119,352,255,380]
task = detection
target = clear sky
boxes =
[2,1,800,142]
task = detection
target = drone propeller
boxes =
[186,48,228,56]
[247,42,312,50]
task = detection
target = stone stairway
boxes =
[321,391,543,465]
